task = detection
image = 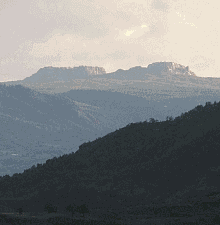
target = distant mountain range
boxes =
[20,65,106,83]
[0,62,220,223]
[1,61,220,177]
[5,62,220,94]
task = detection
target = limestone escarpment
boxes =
[81,66,106,75]
[38,66,106,76]
[146,62,196,77]
[23,66,106,83]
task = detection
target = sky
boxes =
[0,0,220,81]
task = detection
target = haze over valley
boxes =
[2,62,220,177]
[1,0,220,223]
[0,63,220,224]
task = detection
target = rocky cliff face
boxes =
[40,66,106,75]
[146,62,196,77]
[82,66,106,75]
[23,66,106,83]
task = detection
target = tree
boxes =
[65,204,77,216]
[37,163,43,168]
[205,101,212,107]
[195,105,203,111]
[166,116,174,121]
[3,174,10,180]
[17,207,23,215]
[174,116,181,122]
[44,202,57,214]
[75,204,89,217]
[12,173,19,178]
[149,118,156,123]
[29,165,36,172]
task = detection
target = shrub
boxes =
[65,203,77,216]
[75,204,89,217]
[44,202,57,214]
[17,207,23,215]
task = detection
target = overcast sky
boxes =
[0,0,219,81]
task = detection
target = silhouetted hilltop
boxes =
[4,62,220,96]
[97,62,197,80]
[4,62,196,85]
[145,61,197,77]
[21,65,106,83]
[0,100,220,223]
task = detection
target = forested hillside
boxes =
[0,100,220,224]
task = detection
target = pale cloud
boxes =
[151,0,169,13]
[124,30,135,37]
[30,34,77,58]
[1,0,220,79]
[115,25,150,41]
[175,12,198,28]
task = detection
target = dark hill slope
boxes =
[0,101,220,223]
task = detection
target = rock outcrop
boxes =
[39,66,106,76]
[23,66,106,83]
[146,62,196,77]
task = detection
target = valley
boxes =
[0,63,220,224]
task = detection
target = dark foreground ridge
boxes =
[1,200,220,224]
[0,212,123,225]
[0,100,220,224]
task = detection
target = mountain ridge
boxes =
[4,61,220,96]
[21,65,106,83]
[4,61,196,85]
[146,61,196,77]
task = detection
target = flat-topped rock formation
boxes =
[146,62,197,77]
[22,66,106,83]
[7,62,220,94]
[98,62,197,80]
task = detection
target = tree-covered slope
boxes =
[0,100,220,220]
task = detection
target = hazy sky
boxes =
[0,0,219,81]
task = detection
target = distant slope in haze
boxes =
[0,84,111,177]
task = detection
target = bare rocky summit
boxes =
[39,65,106,76]
[146,62,196,77]
[22,66,106,83]
[99,62,197,81]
